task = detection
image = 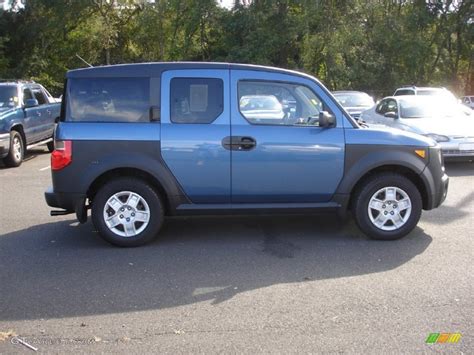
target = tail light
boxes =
[51,140,72,171]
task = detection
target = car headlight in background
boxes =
[425,134,450,142]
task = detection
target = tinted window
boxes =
[395,89,414,96]
[238,81,326,126]
[32,87,47,105]
[170,78,223,124]
[68,78,150,122]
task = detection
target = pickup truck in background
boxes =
[0,80,60,167]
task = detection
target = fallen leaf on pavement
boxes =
[0,330,17,342]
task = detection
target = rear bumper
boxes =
[45,186,87,222]
[0,132,10,158]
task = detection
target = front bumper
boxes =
[422,146,449,210]
[0,132,10,158]
[434,172,449,208]
[440,139,474,160]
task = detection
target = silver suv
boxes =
[393,86,457,102]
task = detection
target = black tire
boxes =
[91,177,164,247]
[3,131,24,167]
[352,173,422,240]
[46,140,55,152]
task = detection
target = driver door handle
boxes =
[222,136,257,151]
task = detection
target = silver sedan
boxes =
[361,96,474,160]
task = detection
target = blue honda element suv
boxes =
[45,63,449,247]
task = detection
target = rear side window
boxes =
[170,78,223,124]
[67,78,150,122]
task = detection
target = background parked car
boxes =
[239,95,286,123]
[361,95,474,161]
[393,86,457,102]
[0,80,60,167]
[333,91,375,120]
[461,96,474,109]
[394,87,472,116]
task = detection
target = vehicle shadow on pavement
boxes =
[0,147,49,169]
[0,215,432,321]
[421,162,474,224]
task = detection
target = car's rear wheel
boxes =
[91,178,164,247]
[3,131,24,167]
[352,173,422,240]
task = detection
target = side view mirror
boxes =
[384,111,398,119]
[319,111,336,128]
[24,99,39,108]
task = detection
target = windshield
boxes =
[399,97,469,118]
[0,86,18,108]
[334,92,374,107]
[417,89,457,103]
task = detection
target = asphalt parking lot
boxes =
[0,147,472,354]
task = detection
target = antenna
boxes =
[75,54,93,67]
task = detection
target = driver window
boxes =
[375,100,387,114]
[386,99,398,114]
[23,88,33,102]
[238,81,327,126]
[32,87,48,105]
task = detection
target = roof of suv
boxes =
[66,62,312,79]
[0,79,35,85]
[394,86,447,93]
[333,91,370,95]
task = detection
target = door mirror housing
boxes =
[384,111,398,119]
[24,99,39,108]
[319,111,336,128]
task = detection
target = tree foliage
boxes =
[0,0,472,96]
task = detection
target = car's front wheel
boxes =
[91,178,164,247]
[3,131,24,167]
[352,173,422,240]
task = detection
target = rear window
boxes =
[394,89,414,96]
[67,77,150,122]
